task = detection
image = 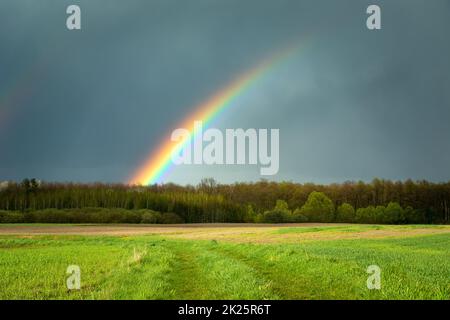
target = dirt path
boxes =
[0,223,344,236]
[0,223,449,243]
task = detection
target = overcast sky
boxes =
[0,0,449,185]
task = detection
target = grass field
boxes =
[0,224,449,300]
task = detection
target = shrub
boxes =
[404,206,425,224]
[141,211,162,224]
[373,206,386,223]
[352,203,412,224]
[0,211,25,223]
[0,208,169,224]
[244,204,256,223]
[262,210,286,223]
[292,208,308,222]
[356,206,376,223]
[31,209,69,223]
[261,199,291,223]
[160,212,184,224]
[336,203,355,222]
[300,192,335,222]
[383,202,405,224]
[0,202,426,225]
[274,200,290,212]
[254,213,264,223]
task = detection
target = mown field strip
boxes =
[0,225,449,299]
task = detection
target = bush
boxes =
[404,206,425,224]
[0,208,175,224]
[0,202,429,225]
[383,202,405,224]
[141,211,162,224]
[336,203,355,222]
[300,192,335,222]
[261,200,291,223]
[0,211,25,223]
[80,208,141,223]
[373,206,386,223]
[292,208,308,222]
[352,202,414,224]
[274,200,290,212]
[244,204,256,223]
[356,206,376,223]
[254,213,264,223]
[160,212,184,224]
[262,210,287,223]
[31,209,71,223]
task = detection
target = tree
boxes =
[262,199,291,223]
[336,203,355,222]
[0,179,448,224]
[374,205,386,223]
[292,208,308,222]
[404,206,424,224]
[355,206,376,223]
[262,210,286,223]
[141,211,161,223]
[300,192,334,222]
[198,178,218,194]
[244,204,256,222]
[255,213,264,223]
[384,202,405,224]
[274,199,289,212]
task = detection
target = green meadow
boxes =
[0,224,449,300]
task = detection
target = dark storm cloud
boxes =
[0,0,449,183]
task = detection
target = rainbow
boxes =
[129,43,304,185]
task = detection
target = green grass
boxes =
[0,227,449,299]
[274,224,449,235]
[274,225,385,234]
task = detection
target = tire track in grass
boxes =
[199,242,280,299]
[207,244,298,299]
[167,240,279,299]
[165,241,213,299]
[94,240,177,299]
[211,243,363,299]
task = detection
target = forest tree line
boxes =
[0,178,449,224]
